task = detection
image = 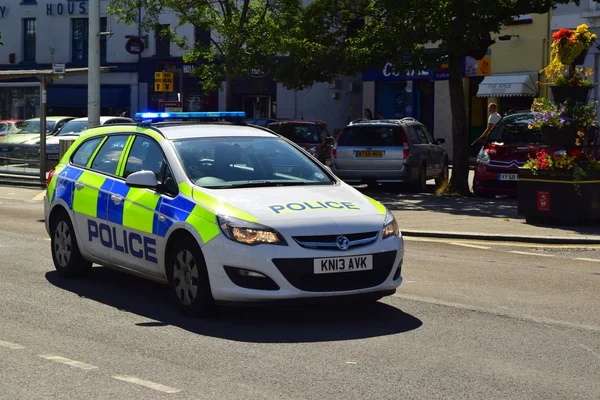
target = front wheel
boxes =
[167,237,216,317]
[50,210,92,278]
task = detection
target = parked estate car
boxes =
[0,120,23,136]
[473,112,544,197]
[267,120,334,163]
[330,118,449,192]
[0,116,75,165]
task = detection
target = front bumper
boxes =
[330,164,413,183]
[201,232,404,303]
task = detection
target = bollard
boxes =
[58,138,77,161]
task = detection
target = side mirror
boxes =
[125,170,159,189]
[436,138,446,145]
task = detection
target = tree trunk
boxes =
[447,54,471,195]
[225,71,235,111]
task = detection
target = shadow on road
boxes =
[45,268,422,343]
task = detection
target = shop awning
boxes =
[477,73,538,97]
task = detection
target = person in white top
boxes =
[475,103,501,143]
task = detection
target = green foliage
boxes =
[107,0,302,106]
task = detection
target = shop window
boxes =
[23,18,36,62]
[71,18,107,63]
[155,24,171,57]
[194,26,211,48]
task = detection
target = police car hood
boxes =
[197,184,386,227]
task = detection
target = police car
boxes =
[44,112,404,316]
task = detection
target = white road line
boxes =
[509,251,555,257]
[575,258,600,263]
[38,354,98,370]
[449,242,491,250]
[0,340,25,350]
[32,191,46,201]
[112,375,182,394]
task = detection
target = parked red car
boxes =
[266,120,335,163]
[473,112,544,197]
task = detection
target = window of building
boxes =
[20,0,37,4]
[194,26,211,49]
[155,24,171,57]
[71,17,108,63]
[23,18,36,62]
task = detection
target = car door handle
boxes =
[74,182,84,190]
[158,214,166,222]
[110,195,123,205]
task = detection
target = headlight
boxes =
[217,215,287,246]
[382,209,399,239]
[477,148,491,164]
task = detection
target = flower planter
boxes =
[574,48,589,65]
[541,125,595,148]
[550,85,591,105]
[517,168,600,225]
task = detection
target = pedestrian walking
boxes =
[473,103,501,145]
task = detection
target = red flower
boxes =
[568,148,583,157]
[553,28,573,41]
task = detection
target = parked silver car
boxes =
[330,118,449,191]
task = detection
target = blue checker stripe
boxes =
[156,217,173,237]
[60,166,84,181]
[97,179,113,220]
[154,195,197,237]
[107,180,130,225]
[53,166,84,209]
[160,196,196,213]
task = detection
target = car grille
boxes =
[293,231,379,250]
[272,250,397,292]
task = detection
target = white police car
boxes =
[45,112,404,316]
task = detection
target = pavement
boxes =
[1,171,600,245]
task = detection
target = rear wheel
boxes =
[166,237,216,317]
[50,210,92,278]
[411,165,427,193]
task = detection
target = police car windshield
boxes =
[173,136,335,189]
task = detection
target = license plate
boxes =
[357,151,383,158]
[313,255,373,274]
[498,173,518,181]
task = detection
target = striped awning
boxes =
[477,72,538,97]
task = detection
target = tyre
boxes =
[166,236,216,317]
[411,165,427,193]
[435,162,449,188]
[50,210,92,278]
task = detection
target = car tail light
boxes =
[46,168,55,187]
[399,129,409,159]
[332,148,337,159]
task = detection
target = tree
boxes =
[108,0,302,110]
[281,0,579,195]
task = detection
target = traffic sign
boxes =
[154,71,174,92]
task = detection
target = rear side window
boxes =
[90,135,129,175]
[337,126,404,147]
[273,124,321,144]
[71,137,104,167]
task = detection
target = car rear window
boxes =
[337,126,404,147]
[487,114,543,144]
[270,124,321,144]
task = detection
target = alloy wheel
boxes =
[54,221,72,268]
[173,249,200,306]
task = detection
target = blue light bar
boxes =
[134,111,246,120]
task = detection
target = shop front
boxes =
[230,73,277,118]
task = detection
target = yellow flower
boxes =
[577,24,589,33]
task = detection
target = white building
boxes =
[0,0,197,120]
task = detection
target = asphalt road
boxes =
[0,187,599,399]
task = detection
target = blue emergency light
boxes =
[134,111,246,120]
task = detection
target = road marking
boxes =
[0,340,25,350]
[575,258,600,263]
[38,354,98,370]
[509,251,555,257]
[449,242,491,250]
[112,375,182,394]
[32,191,46,202]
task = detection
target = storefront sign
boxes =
[159,101,182,112]
[154,72,174,92]
[0,6,6,18]
[487,83,513,94]
[465,49,492,77]
[46,1,88,16]
[250,69,267,79]
[125,38,145,55]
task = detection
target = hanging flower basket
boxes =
[550,85,591,105]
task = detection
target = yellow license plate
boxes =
[357,151,383,158]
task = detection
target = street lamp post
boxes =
[88,0,100,129]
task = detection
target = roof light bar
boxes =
[134,111,246,120]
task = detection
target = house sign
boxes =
[47,1,88,16]
[488,83,513,94]
[0,6,6,18]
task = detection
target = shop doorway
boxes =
[243,95,271,119]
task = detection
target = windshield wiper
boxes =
[212,181,308,189]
